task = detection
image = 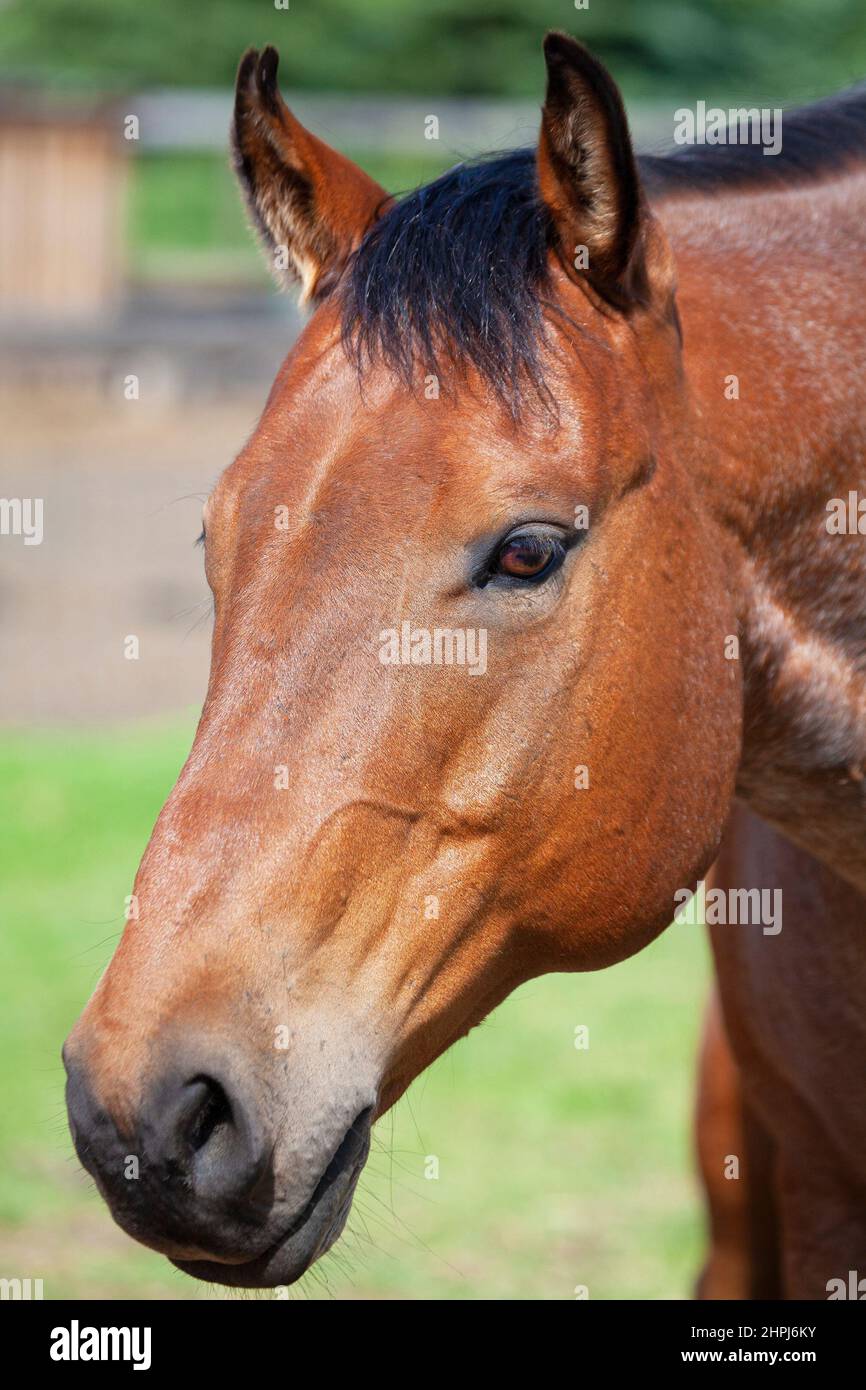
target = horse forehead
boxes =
[227,375,547,510]
[220,301,605,513]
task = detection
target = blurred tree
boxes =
[1,0,864,102]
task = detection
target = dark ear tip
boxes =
[543,31,582,65]
[257,46,280,92]
[543,31,617,105]
[235,48,260,92]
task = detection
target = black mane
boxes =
[340,85,866,405]
[640,83,866,195]
[341,149,552,408]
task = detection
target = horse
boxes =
[63,32,866,1298]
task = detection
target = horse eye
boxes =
[495,533,560,580]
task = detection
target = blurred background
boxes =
[1,0,863,1300]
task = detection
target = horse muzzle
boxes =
[62,1037,376,1288]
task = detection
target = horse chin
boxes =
[173,1108,372,1290]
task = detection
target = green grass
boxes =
[0,718,711,1299]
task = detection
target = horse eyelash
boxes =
[195,528,206,548]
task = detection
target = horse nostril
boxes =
[65,1054,271,1255]
[186,1076,232,1154]
[159,1072,266,1210]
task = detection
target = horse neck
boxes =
[662,172,866,890]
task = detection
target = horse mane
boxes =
[340,148,552,409]
[340,84,866,405]
[640,83,866,195]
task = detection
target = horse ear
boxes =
[232,47,391,304]
[538,32,672,310]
